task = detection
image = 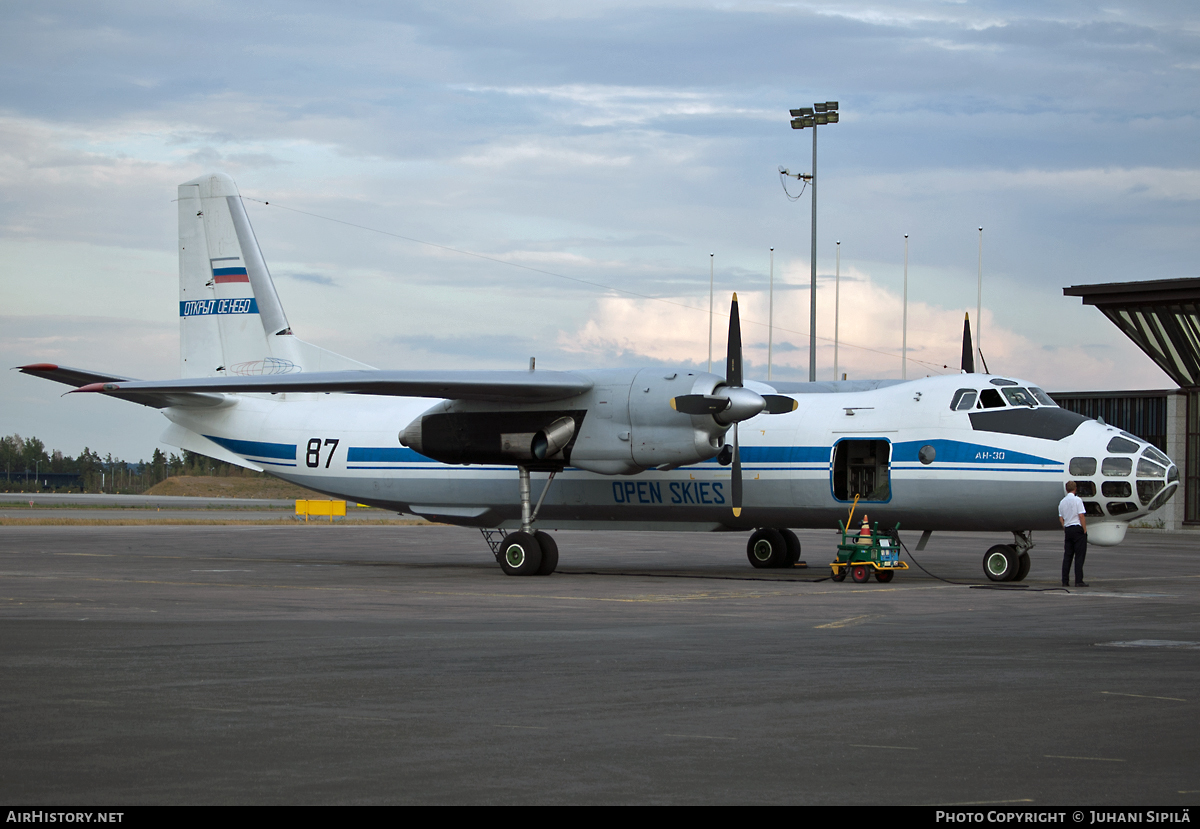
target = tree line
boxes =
[0,434,265,493]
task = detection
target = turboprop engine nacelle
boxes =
[398,368,733,475]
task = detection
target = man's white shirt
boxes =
[1059,493,1085,527]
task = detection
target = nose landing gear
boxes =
[983,531,1034,582]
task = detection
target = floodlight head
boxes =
[789,109,804,117]
[815,114,828,125]
[826,101,839,110]
[801,116,814,127]
[790,119,804,130]
[827,111,839,123]
[814,102,827,113]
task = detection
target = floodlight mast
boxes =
[789,101,839,381]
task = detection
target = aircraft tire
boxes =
[875,569,894,583]
[747,528,788,569]
[1013,550,1031,582]
[780,529,802,567]
[983,544,1018,582]
[851,564,871,583]
[499,531,543,576]
[534,531,559,576]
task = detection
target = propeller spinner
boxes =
[671,293,798,517]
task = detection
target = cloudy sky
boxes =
[3,1,1198,460]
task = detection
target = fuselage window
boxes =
[1029,387,1056,406]
[1082,501,1104,517]
[1137,458,1165,478]
[1076,481,1097,497]
[1106,501,1138,516]
[832,439,891,502]
[1001,387,1037,407]
[978,389,1006,409]
[1102,457,1132,477]
[950,389,977,410]
[1101,481,1132,498]
[1069,457,1097,476]
[1107,436,1139,453]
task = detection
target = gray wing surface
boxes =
[16,363,226,409]
[51,369,595,404]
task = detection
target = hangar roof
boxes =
[1064,277,1200,389]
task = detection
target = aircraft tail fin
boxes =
[177,173,372,378]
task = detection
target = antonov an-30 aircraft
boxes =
[20,173,1180,580]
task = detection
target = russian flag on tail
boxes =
[211,257,249,284]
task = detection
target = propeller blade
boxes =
[726,293,742,388]
[762,394,798,414]
[961,312,975,373]
[730,422,743,517]
[671,394,732,415]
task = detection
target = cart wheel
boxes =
[851,564,871,583]
[830,566,846,582]
[874,569,894,583]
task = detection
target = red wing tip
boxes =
[72,382,110,393]
[19,363,59,371]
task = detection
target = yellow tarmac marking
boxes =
[1044,755,1125,762]
[666,734,736,740]
[816,614,875,629]
[1101,691,1187,702]
[850,744,918,750]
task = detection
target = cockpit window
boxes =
[1001,387,1037,407]
[1102,457,1132,477]
[1107,437,1139,453]
[1137,458,1165,478]
[1143,446,1170,466]
[1069,457,1097,476]
[978,389,1006,409]
[1029,387,1056,406]
[950,389,977,411]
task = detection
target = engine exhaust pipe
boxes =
[532,416,576,460]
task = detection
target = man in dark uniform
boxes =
[1058,480,1088,587]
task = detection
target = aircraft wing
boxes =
[16,363,227,409]
[60,369,596,404]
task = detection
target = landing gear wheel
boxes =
[875,569,895,583]
[498,531,543,576]
[851,564,871,583]
[1014,551,1031,582]
[781,529,802,567]
[534,531,559,576]
[747,528,788,569]
[983,544,1018,582]
[831,566,847,582]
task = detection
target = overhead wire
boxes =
[242,195,953,374]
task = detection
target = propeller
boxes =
[671,293,798,517]
[961,312,975,373]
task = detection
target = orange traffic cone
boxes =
[857,515,873,545]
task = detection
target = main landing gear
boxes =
[983,530,1034,583]
[490,466,560,576]
[746,527,803,569]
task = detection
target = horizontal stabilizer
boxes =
[68,369,596,403]
[17,364,227,409]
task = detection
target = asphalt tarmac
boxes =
[1,524,1197,805]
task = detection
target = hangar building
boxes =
[1061,278,1200,532]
